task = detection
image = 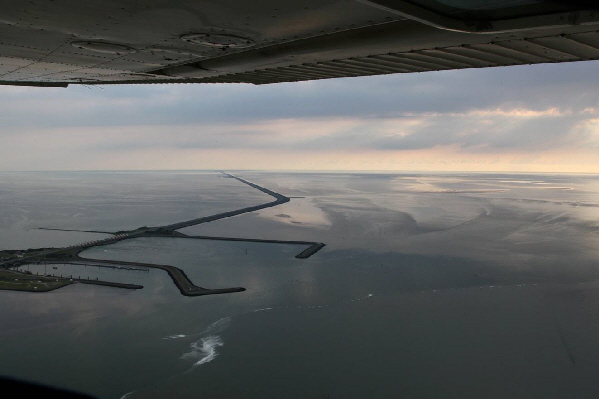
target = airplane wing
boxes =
[1,0,599,87]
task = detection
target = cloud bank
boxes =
[2,60,599,172]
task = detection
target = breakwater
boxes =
[73,258,245,297]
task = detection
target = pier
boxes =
[67,258,245,296]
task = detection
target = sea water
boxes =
[2,171,599,398]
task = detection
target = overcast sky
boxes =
[2,60,599,173]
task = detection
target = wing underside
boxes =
[0,0,598,86]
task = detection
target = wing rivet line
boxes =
[181,32,256,49]
[71,41,137,55]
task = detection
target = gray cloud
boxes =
[279,110,596,154]
[2,60,599,130]
[1,60,599,171]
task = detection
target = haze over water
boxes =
[2,171,599,398]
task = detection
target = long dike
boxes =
[144,233,325,259]
[181,235,326,259]
[161,173,289,231]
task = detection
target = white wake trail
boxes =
[176,317,232,368]
[182,335,224,367]
[162,316,231,340]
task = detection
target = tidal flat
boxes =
[2,171,599,398]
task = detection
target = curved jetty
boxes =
[73,258,245,296]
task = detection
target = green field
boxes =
[0,269,71,292]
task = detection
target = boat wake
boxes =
[162,316,231,341]
[119,294,382,399]
[252,307,273,313]
[120,317,232,398]
[163,334,186,340]
[202,317,231,335]
[182,335,224,367]
[121,296,376,398]
[179,317,231,368]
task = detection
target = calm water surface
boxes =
[2,171,599,398]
